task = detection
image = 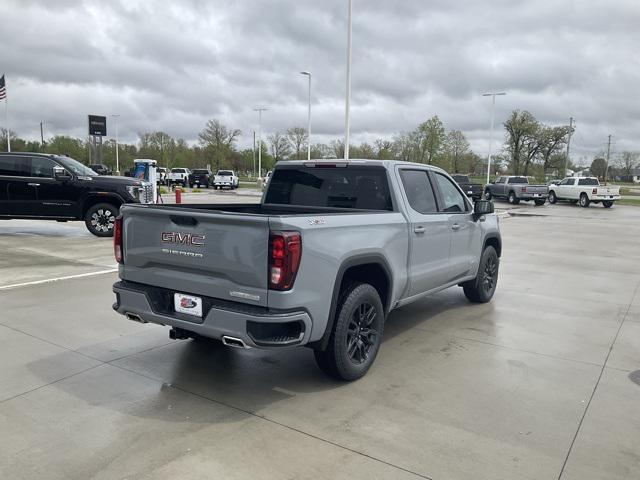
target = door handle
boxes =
[413,226,426,234]
[451,223,460,231]
[28,183,40,187]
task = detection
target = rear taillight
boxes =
[592,188,598,195]
[521,186,527,193]
[114,216,123,264]
[269,231,302,291]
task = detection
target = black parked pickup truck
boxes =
[188,168,212,188]
[451,175,483,200]
[0,152,153,236]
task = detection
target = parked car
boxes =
[168,168,190,187]
[112,160,502,380]
[451,174,483,200]
[0,152,153,236]
[88,164,113,176]
[189,168,212,188]
[156,167,168,185]
[484,175,548,205]
[213,170,239,189]
[548,177,621,208]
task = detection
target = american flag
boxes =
[0,75,6,100]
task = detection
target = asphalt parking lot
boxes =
[1,196,639,480]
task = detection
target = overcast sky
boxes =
[1,0,639,163]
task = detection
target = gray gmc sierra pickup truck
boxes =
[112,160,502,380]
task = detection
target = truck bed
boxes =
[133,203,389,216]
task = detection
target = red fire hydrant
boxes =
[175,186,182,204]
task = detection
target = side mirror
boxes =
[474,199,494,216]
[53,166,72,181]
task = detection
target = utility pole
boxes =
[482,92,507,185]
[252,131,256,177]
[300,71,312,160]
[40,122,45,151]
[111,114,120,175]
[604,134,612,184]
[564,117,573,176]
[344,0,352,160]
[254,107,267,182]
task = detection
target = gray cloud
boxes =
[1,0,639,163]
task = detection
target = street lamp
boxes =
[253,106,268,181]
[110,114,120,175]
[482,92,506,185]
[300,71,312,160]
[344,0,353,160]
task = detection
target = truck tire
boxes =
[548,191,557,204]
[603,201,613,208]
[534,199,546,206]
[508,191,520,205]
[85,203,118,237]
[579,193,590,208]
[484,190,492,201]
[314,283,384,381]
[462,246,499,303]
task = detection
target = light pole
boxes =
[300,71,312,160]
[39,121,48,151]
[254,107,267,181]
[110,114,120,174]
[482,92,506,185]
[344,0,352,160]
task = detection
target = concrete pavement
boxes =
[0,200,639,479]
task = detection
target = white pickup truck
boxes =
[213,170,239,190]
[168,168,190,187]
[548,177,621,208]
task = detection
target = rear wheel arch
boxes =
[316,255,393,351]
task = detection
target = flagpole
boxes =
[5,97,9,152]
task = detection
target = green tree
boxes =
[413,115,445,164]
[537,125,572,176]
[504,110,539,175]
[444,130,470,173]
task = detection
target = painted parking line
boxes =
[0,268,118,291]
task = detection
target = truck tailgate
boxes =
[522,185,548,194]
[120,205,269,307]
[596,186,620,196]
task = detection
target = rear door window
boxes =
[399,170,438,214]
[0,156,29,176]
[265,166,393,211]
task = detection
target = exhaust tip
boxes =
[222,336,248,349]
[125,312,147,323]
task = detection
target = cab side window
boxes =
[0,156,29,176]
[399,170,438,214]
[434,173,468,213]
[30,157,56,178]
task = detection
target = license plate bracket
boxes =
[174,293,203,317]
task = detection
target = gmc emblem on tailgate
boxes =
[161,232,206,246]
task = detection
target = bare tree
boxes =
[330,139,345,159]
[268,132,291,162]
[392,132,413,161]
[286,127,308,160]
[617,151,639,177]
[198,119,241,170]
[374,139,394,159]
